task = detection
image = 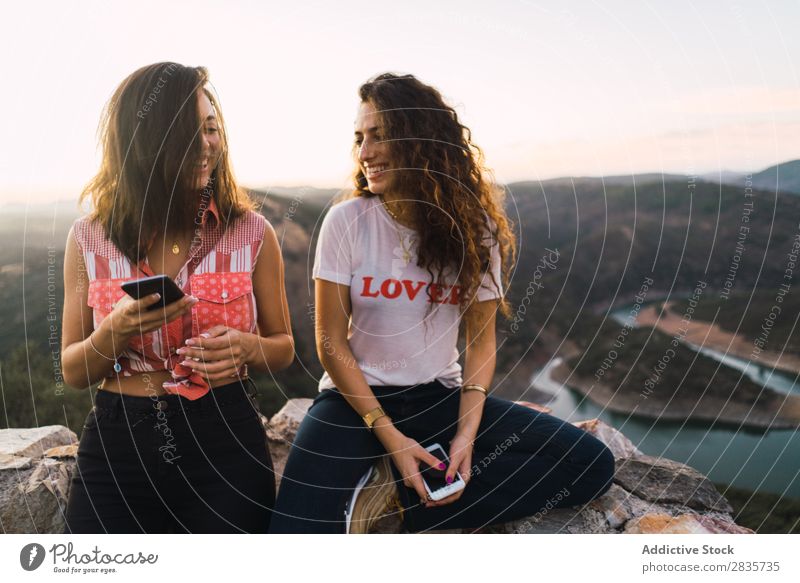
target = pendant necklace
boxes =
[381,196,412,264]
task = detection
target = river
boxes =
[529,307,799,498]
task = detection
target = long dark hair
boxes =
[352,73,516,326]
[79,62,253,265]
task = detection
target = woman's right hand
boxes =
[101,292,198,346]
[385,434,446,507]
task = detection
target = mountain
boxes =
[705,159,800,195]
[749,159,800,195]
[3,169,799,421]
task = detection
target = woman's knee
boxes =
[567,435,615,503]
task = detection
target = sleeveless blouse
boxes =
[72,197,266,400]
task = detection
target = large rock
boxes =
[265,398,313,491]
[0,426,77,459]
[573,418,644,459]
[0,453,33,471]
[0,427,78,534]
[624,512,754,534]
[1,401,753,535]
[267,398,313,442]
[587,483,662,530]
[613,455,732,513]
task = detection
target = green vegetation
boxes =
[0,342,94,435]
[669,290,800,355]
[563,322,787,418]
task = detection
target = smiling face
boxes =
[354,101,393,194]
[192,89,221,191]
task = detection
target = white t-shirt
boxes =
[312,195,503,391]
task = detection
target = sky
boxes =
[2,0,799,205]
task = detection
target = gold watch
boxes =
[362,406,388,430]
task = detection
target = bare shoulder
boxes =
[64,220,85,265]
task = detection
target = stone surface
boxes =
[587,483,661,530]
[0,403,753,535]
[0,425,79,533]
[613,455,733,513]
[44,444,79,459]
[264,399,313,491]
[623,512,754,534]
[262,415,291,492]
[0,453,33,471]
[573,418,644,460]
[268,398,313,443]
[0,426,78,459]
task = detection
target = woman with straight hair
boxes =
[61,62,293,533]
[269,73,614,533]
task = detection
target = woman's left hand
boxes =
[426,433,474,508]
[176,325,252,382]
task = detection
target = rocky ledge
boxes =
[1,401,752,534]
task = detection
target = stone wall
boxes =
[0,400,753,534]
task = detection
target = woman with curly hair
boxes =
[269,73,614,533]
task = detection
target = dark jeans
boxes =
[64,378,275,533]
[269,381,615,533]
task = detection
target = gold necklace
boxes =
[397,231,412,264]
[380,196,412,264]
[171,232,193,255]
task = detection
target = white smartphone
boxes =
[422,443,466,501]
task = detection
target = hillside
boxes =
[705,159,800,196]
[2,172,799,432]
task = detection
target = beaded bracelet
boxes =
[88,332,122,373]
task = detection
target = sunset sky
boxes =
[2,0,799,205]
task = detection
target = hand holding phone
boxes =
[384,435,448,506]
[97,276,197,346]
[421,443,466,501]
[121,275,185,310]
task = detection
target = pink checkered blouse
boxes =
[72,196,267,400]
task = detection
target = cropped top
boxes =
[73,197,267,400]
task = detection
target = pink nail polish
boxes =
[438,462,446,470]
[446,476,453,484]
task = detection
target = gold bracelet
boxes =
[461,383,488,396]
[88,331,122,373]
[362,406,388,430]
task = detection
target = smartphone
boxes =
[121,275,185,311]
[421,443,466,501]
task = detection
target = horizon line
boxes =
[3,158,798,208]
